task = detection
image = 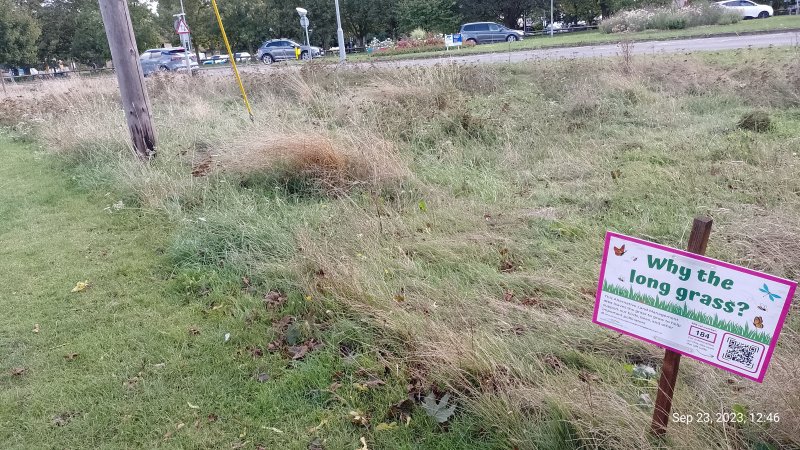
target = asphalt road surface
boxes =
[371,32,800,67]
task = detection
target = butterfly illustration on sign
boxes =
[759,284,781,302]
[613,245,626,256]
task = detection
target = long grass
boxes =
[4,47,800,449]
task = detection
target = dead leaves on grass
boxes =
[263,290,287,309]
[10,367,27,377]
[265,315,324,361]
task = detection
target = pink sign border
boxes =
[593,231,797,383]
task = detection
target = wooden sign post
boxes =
[594,217,796,438]
[98,0,157,160]
[651,217,713,436]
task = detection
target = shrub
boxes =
[410,27,427,40]
[600,2,740,33]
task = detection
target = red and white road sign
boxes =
[175,17,190,35]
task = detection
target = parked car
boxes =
[139,48,198,76]
[234,52,252,63]
[716,0,773,18]
[202,55,229,65]
[256,39,324,64]
[459,22,524,44]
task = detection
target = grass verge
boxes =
[0,134,503,448]
[3,46,800,449]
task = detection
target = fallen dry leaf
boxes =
[357,436,369,450]
[188,402,200,409]
[307,419,328,434]
[123,377,140,389]
[349,410,369,426]
[308,438,325,450]
[71,280,90,293]
[375,422,397,431]
[265,427,283,434]
[188,327,200,335]
[263,290,287,309]
[11,367,27,377]
[288,345,308,360]
[64,353,79,361]
[33,323,40,333]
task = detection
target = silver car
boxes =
[459,22,524,45]
[139,48,199,76]
[256,39,323,64]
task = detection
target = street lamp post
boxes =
[296,7,311,59]
[550,0,554,37]
[334,0,346,63]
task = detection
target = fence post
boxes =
[651,216,713,436]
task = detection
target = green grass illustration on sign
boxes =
[602,281,772,344]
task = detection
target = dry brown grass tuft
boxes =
[214,131,410,191]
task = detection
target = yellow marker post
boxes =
[210,0,254,122]
[295,46,301,60]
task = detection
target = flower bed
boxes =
[600,2,740,33]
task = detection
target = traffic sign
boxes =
[299,16,309,28]
[175,17,190,35]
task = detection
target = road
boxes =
[213,32,799,76]
[372,32,800,67]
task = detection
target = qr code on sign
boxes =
[719,335,763,371]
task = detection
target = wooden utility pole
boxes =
[98,0,156,160]
[651,216,713,436]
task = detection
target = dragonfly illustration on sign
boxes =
[759,283,781,302]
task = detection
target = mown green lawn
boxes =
[347,15,800,62]
[0,134,503,449]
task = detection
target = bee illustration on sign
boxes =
[613,245,626,256]
[753,316,764,329]
[757,304,767,312]
[759,284,781,302]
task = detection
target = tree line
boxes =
[2,0,654,67]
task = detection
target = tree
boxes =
[70,7,109,66]
[0,0,41,66]
[458,0,543,29]
[397,0,461,34]
[341,0,389,45]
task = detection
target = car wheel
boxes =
[466,38,478,46]
[261,54,274,65]
[506,35,518,42]
[300,51,311,61]
[758,11,769,18]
